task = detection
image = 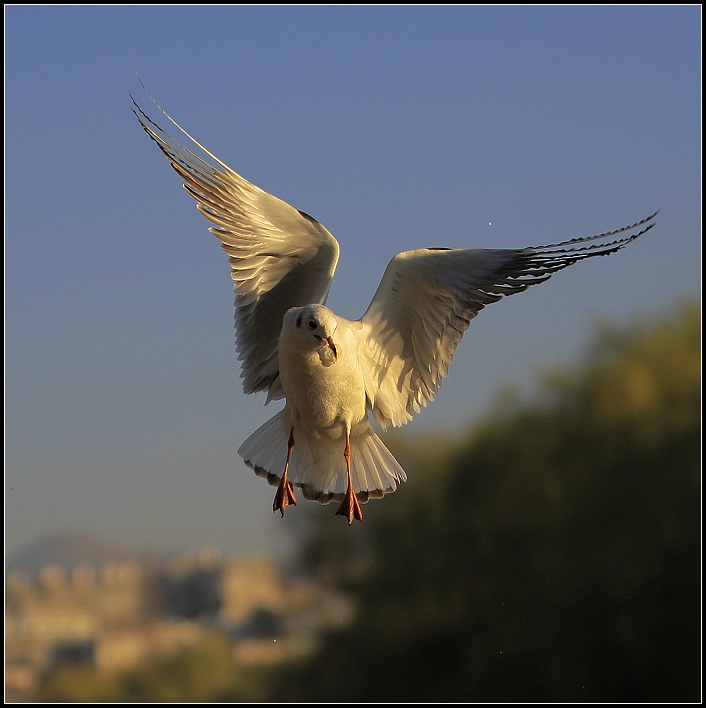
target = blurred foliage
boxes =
[34,301,700,702]
[275,301,701,703]
[37,633,275,702]
[38,665,123,703]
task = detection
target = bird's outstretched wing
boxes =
[131,88,340,401]
[359,213,658,428]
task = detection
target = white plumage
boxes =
[132,87,657,523]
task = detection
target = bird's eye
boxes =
[308,320,317,330]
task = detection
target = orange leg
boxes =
[335,430,363,524]
[273,428,297,517]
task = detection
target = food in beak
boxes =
[316,335,337,359]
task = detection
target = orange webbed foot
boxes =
[336,483,363,524]
[273,471,297,517]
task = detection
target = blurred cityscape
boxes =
[5,538,354,702]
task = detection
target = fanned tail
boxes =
[238,412,407,504]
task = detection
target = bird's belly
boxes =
[280,355,367,438]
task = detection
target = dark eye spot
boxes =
[308,320,317,330]
[296,314,302,328]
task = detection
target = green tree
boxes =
[274,301,700,703]
[37,633,272,703]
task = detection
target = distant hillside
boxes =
[6,531,152,578]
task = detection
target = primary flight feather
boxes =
[132,87,657,523]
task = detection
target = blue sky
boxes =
[5,5,700,562]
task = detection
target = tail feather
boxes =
[237,414,287,488]
[238,411,406,505]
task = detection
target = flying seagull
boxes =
[131,88,657,524]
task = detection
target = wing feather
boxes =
[359,213,658,428]
[131,89,340,401]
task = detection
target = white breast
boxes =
[279,322,368,438]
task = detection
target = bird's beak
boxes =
[317,335,337,359]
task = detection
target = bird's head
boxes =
[283,304,338,362]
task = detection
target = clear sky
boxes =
[5,5,700,562]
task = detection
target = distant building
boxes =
[219,556,286,626]
[5,549,355,700]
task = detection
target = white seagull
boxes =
[132,90,657,524]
